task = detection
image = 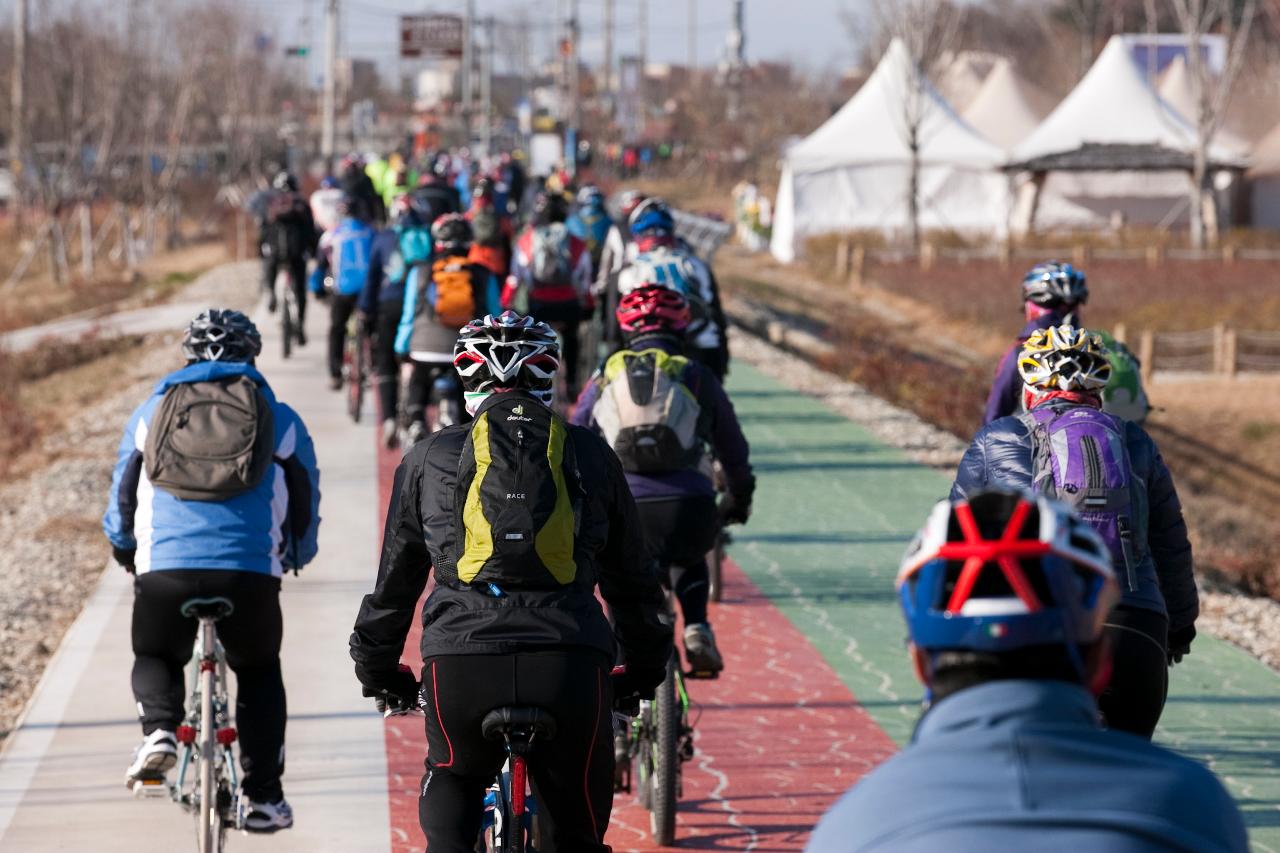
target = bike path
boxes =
[723,361,1280,851]
[0,299,394,852]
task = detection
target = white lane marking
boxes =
[0,564,129,843]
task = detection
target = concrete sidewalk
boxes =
[0,289,391,851]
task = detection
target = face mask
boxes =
[464,391,492,416]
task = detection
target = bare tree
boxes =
[1149,0,1257,248]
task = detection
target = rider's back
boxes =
[807,679,1247,853]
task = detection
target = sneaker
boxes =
[683,623,724,674]
[404,421,427,447]
[243,797,293,833]
[381,418,399,449]
[125,729,178,788]
[296,327,307,347]
[328,375,343,391]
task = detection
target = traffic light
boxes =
[285,46,310,57]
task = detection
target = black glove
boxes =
[361,664,420,714]
[611,664,666,712]
[1167,624,1196,666]
[719,492,752,526]
[111,546,136,574]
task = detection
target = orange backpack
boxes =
[431,257,477,328]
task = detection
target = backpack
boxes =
[430,256,477,328]
[1020,405,1138,590]
[144,376,276,502]
[332,224,373,296]
[398,225,433,268]
[592,349,703,474]
[439,394,585,590]
[531,223,572,286]
[1096,331,1151,423]
[471,206,501,246]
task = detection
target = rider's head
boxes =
[617,285,692,347]
[390,193,422,228]
[576,185,605,210]
[618,189,647,221]
[182,309,262,365]
[1022,261,1088,323]
[1017,324,1112,411]
[453,311,561,413]
[531,191,569,226]
[897,488,1119,705]
[628,198,676,251]
[431,213,473,256]
[272,171,298,193]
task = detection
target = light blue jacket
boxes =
[806,680,1247,853]
[103,361,321,576]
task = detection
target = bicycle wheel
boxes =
[649,656,679,845]
[196,664,218,853]
[708,530,725,603]
[279,273,294,360]
[346,332,365,423]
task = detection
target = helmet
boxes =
[628,198,675,238]
[272,171,298,192]
[619,190,647,219]
[897,489,1118,657]
[532,191,569,225]
[1018,324,1112,393]
[453,311,561,400]
[320,175,338,189]
[617,285,692,337]
[431,213,473,254]
[1022,261,1088,308]
[472,175,495,201]
[576,185,605,208]
[182,309,262,363]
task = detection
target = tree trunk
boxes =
[908,139,921,253]
[1189,141,1208,249]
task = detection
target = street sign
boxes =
[400,14,464,59]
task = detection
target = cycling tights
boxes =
[327,293,359,380]
[405,360,465,427]
[262,256,308,324]
[1099,604,1169,740]
[371,299,404,421]
[419,651,613,853]
[131,569,286,801]
[635,495,719,625]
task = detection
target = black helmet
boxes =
[431,213,473,254]
[272,171,298,192]
[531,191,569,225]
[182,309,262,363]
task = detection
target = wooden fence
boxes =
[1114,323,1280,379]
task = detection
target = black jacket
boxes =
[350,393,672,684]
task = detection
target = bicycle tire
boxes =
[197,665,217,853]
[708,531,725,603]
[346,333,364,423]
[650,656,679,845]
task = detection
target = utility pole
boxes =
[462,0,475,148]
[603,0,614,101]
[638,0,648,108]
[481,17,494,158]
[321,0,338,169]
[10,0,28,220]
[725,0,745,121]
[688,0,696,72]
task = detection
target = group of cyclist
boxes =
[107,158,1249,850]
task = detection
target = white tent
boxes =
[1010,36,1247,232]
[769,39,1009,263]
[936,50,1002,112]
[962,58,1057,151]
[1249,121,1280,228]
[1157,54,1250,151]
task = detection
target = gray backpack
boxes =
[144,376,275,501]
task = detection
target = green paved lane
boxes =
[723,360,1280,850]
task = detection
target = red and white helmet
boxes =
[453,311,560,399]
[617,286,691,337]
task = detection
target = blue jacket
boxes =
[951,399,1197,630]
[983,310,1075,425]
[103,362,321,576]
[807,680,1248,853]
[317,216,375,296]
[359,228,412,315]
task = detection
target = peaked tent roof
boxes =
[937,50,1002,112]
[1157,54,1251,151]
[1012,35,1246,167]
[785,38,1004,175]
[962,58,1058,150]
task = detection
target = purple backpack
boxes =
[1020,405,1138,590]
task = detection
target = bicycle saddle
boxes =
[179,596,235,621]
[481,707,558,744]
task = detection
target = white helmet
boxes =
[1017,324,1112,393]
[453,312,560,401]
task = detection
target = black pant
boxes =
[328,292,360,380]
[405,360,465,426]
[131,569,286,800]
[1100,605,1169,740]
[262,256,308,324]
[692,344,728,383]
[531,302,583,396]
[636,495,719,626]
[420,651,613,853]
[372,299,404,420]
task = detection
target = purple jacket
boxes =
[571,338,752,502]
[983,310,1076,425]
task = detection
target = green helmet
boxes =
[1094,330,1150,423]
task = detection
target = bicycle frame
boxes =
[482,752,541,853]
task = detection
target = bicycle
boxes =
[131,596,242,853]
[344,316,370,423]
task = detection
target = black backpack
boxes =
[436,394,585,591]
[144,376,275,501]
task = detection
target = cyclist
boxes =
[361,194,434,447]
[313,198,376,391]
[414,161,463,221]
[567,184,611,272]
[309,175,345,235]
[261,171,317,339]
[394,213,501,444]
[807,489,1246,852]
[951,325,1198,739]
[104,310,321,833]
[349,311,673,852]
[465,175,512,278]
[595,189,647,336]
[616,198,730,379]
[504,191,593,397]
[572,286,754,674]
[984,261,1088,425]
[339,153,384,225]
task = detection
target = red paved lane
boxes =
[374,433,899,851]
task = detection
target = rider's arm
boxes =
[950,429,993,501]
[359,232,388,317]
[983,346,1021,426]
[102,401,150,550]
[276,406,322,568]
[350,453,431,683]
[702,370,753,501]
[394,272,418,356]
[1137,428,1198,634]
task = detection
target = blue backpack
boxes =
[331,222,374,296]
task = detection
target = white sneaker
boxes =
[243,797,294,833]
[125,729,178,788]
[381,418,399,449]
